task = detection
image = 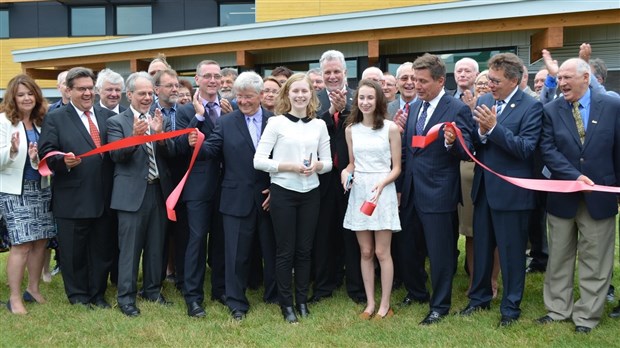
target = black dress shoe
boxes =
[308,294,332,304]
[23,291,38,304]
[575,326,591,334]
[281,306,298,324]
[92,299,111,309]
[296,303,310,318]
[499,315,517,327]
[231,309,246,321]
[419,311,445,325]
[535,315,560,324]
[187,302,206,318]
[144,294,172,306]
[211,294,227,306]
[609,303,620,318]
[119,303,140,317]
[459,304,490,316]
[400,296,429,307]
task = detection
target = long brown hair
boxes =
[0,74,48,126]
[275,73,319,118]
[346,79,387,130]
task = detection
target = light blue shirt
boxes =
[575,88,591,131]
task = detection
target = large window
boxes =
[116,6,152,35]
[0,10,9,38]
[219,3,255,27]
[71,7,106,36]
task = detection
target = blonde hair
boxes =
[275,73,319,118]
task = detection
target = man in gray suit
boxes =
[107,72,176,317]
[388,62,417,122]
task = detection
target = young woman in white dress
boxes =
[341,79,402,319]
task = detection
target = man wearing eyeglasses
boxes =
[388,62,417,122]
[174,60,226,317]
[382,73,398,103]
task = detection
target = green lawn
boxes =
[2,224,620,347]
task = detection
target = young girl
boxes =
[341,79,401,320]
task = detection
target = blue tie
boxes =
[415,102,431,135]
[495,100,506,115]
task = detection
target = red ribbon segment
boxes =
[412,122,620,194]
[38,128,205,221]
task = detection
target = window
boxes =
[71,7,106,36]
[219,3,255,27]
[116,6,152,35]
[0,10,8,38]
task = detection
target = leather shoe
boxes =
[296,303,310,318]
[281,306,298,324]
[23,291,39,304]
[211,294,227,306]
[575,326,591,334]
[609,303,620,318]
[400,296,429,307]
[536,315,560,324]
[459,304,490,316]
[92,299,111,309]
[308,294,332,304]
[499,315,517,327]
[373,308,394,320]
[231,309,246,321]
[119,303,140,317]
[420,311,445,325]
[187,302,206,318]
[145,294,172,306]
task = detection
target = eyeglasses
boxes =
[475,82,489,87]
[72,86,95,93]
[199,73,222,80]
[263,89,279,95]
[178,92,191,98]
[399,75,415,82]
[385,83,396,87]
[487,77,502,85]
[158,83,180,89]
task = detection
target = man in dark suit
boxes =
[399,54,473,325]
[459,53,542,327]
[537,58,620,333]
[38,67,115,308]
[48,70,70,110]
[95,68,127,114]
[107,71,176,317]
[172,60,227,317]
[387,62,416,121]
[309,50,364,305]
[187,71,277,321]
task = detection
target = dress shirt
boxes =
[574,88,591,131]
[479,85,519,141]
[254,114,332,193]
[195,94,221,120]
[99,100,120,114]
[416,89,445,130]
[72,103,99,134]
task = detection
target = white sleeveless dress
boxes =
[343,120,401,232]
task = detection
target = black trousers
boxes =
[270,184,320,307]
[398,200,430,302]
[56,215,112,305]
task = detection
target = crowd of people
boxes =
[0,44,618,335]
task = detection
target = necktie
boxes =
[247,116,258,148]
[141,114,158,181]
[333,111,340,128]
[207,102,218,125]
[572,101,586,144]
[415,102,431,135]
[163,108,176,131]
[495,100,506,115]
[84,111,101,148]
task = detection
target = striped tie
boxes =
[495,100,506,115]
[141,114,158,181]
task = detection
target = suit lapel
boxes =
[557,99,582,147]
[67,106,96,149]
[233,111,255,150]
[424,95,450,133]
[497,89,522,125]
[93,107,108,145]
[583,92,602,149]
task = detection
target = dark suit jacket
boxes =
[106,108,176,212]
[399,94,474,213]
[471,89,542,211]
[316,87,354,197]
[540,88,620,220]
[39,104,115,219]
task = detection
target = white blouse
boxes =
[254,114,332,193]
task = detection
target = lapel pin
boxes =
[591,120,597,124]
[510,103,516,108]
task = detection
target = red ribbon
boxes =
[38,128,205,221]
[412,122,620,194]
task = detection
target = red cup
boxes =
[360,201,376,216]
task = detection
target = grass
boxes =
[2,219,620,347]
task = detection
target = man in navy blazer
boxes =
[38,67,115,308]
[537,58,620,333]
[399,53,474,325]
[459,53,543,327]
[187,72,277,321]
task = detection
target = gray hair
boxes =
[589,58,607,82]
[307,68,322,76]
[395,62,413,79]
[221,67,238,79]
[361,67,384,80]
[233,71,264,94]
[195,60,220,75]
[95,68,125,92]
[56,70,68,85]
[125,71,153,93]
[455,57,479,73]
[66,67,95,89]
[319,50,346,71]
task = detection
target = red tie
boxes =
[85,111,101,147]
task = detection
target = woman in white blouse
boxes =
[254,73,332,324]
